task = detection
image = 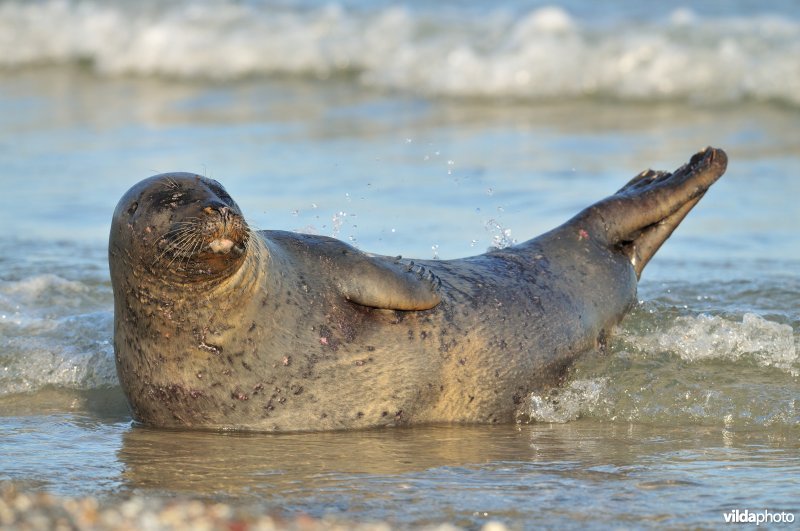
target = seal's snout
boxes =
[202,200,248,256]
[203,202,232,222]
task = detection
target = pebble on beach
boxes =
[0,484,509,531]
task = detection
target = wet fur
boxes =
[109,149,727,431]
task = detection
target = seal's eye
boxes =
[128,201,139,215]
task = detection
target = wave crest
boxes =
[634,312,798,374]
[2,1,799,105]
[519,312,798,429]
[0,273,116,397]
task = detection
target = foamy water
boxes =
[2,1,800,105]
[528,312,799,428]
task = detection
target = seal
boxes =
[109,147,728,431]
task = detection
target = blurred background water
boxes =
[0,1,798,528]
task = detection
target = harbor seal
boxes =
[109,147,727,431]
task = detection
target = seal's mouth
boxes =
[205,234,248,257]
[201,204,248,257]
[208,237,237,254]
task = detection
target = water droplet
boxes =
[487,188,494,195]
[484,219,517,249]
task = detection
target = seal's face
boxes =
[110,173,250,284]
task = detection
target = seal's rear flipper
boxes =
[576,147,728,278]
[619,188,705,277]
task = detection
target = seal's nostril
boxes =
[203,202,231,220]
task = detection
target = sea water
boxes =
[0,1,798,528]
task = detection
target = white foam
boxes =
[0,272,116,396]
[0,311,116,396]
[520,311,798,427]
[633,313,798,374]
[2,2,799,106]
[525,378,609,423]
[0,274,104,332]
[1,273,89,303]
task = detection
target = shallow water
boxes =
[1,0,799,528]
[1,410,799,528]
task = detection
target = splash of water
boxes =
[524,311,800,429]
[0,274,116,397]
[631,312,798,374]
[524,378,609,423]
[484,218,517,250]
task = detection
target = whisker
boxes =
[180,235,206,270]
[154,222,206,267]
[154,230,197,264]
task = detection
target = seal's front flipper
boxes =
[337,255,442,311]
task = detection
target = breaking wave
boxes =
[2,1,800,106]
[0,274,116,396]
[525,311,799,429]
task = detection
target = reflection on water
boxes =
[0,412,796,527]
[107,421,800,527]
[0,383,797,527]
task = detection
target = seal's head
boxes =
[109,173,250,284]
